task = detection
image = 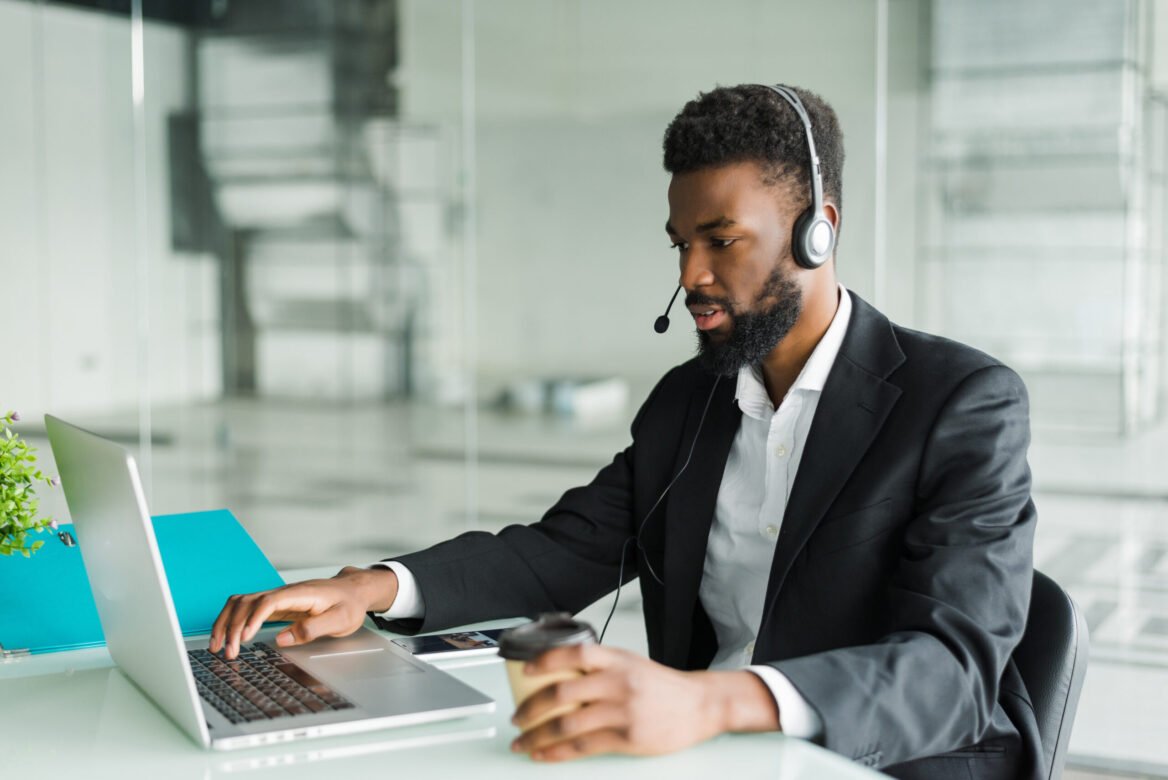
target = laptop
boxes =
[44,414,494,751]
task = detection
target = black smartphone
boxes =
[390,628,505,659]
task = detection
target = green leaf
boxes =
[0,420,52,555]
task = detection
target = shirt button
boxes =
[745,640,756,657]
[774,444,787,457]
[764,524,779,540]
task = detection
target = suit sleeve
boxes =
[371,370,676,635]
[770,364,1036,766]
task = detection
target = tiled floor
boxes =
[18,397,1168,777]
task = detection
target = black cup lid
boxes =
[498,613,597,661]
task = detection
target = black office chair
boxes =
[1013,570,1089,780]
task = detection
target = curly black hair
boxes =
[662,83,844,225]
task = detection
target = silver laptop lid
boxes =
[44,414,211,748]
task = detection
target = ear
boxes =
[823,201,840,231]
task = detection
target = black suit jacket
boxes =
[382,293,1042,780]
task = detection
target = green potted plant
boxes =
[0,410,58,557]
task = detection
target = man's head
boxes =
[662,84,845,376]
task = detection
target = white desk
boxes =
[2,567,883,780]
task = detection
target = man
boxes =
[211,84,1040,780]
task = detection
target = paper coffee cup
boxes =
[498,614,597,731]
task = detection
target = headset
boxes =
[652,84,835,336]
[763,83,837,271]
[601,83,833,642]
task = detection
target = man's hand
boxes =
[209,566,398,659]
[509,644,780,762]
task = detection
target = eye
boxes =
[670,242,689,252]
[711,238,736,249]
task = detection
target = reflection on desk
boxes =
[2,567,882,779]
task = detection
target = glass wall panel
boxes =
[142,0,467,568]
[400,0,887,557]
[2,0,157,528]
[888,0,1168,773]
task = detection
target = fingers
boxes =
[209,593,246,655]
[525,643,622,677]
[528,729,626,762]
[512,671,629,731]
[207,568,394,658]
[512,702,627,757]
[237,592,290,647]
[219,591,288,658]
[210,584,324,659]
[276,604,359,647]
[508,652,705,762]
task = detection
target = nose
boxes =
[678,248,715,292]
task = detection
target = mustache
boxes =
[685,291,733,310]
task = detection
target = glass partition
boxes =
[887,0,1168,773]
[2,0,168,522]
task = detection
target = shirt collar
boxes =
[734,283,853,417]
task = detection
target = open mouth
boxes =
[689,306,727,331]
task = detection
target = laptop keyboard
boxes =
[188,642,355,724]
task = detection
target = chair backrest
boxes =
[1013,570,1090,780]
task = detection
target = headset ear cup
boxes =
[791,207,817,269]
[791,207,834,270]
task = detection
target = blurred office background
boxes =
[3,0,1167,775]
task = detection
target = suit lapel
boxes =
[660,372,740,669]
[761,294,905,617]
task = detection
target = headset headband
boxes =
[755,83,835,269]
[762,84,825,214]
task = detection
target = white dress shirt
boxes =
[369,284,852,741]
[701,283,851,738]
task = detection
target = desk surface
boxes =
[2,567,882,780]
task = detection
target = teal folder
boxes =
[0,509,285,655]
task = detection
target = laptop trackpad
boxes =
[309,647,421,682]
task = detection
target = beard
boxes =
[692,266,803,377]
